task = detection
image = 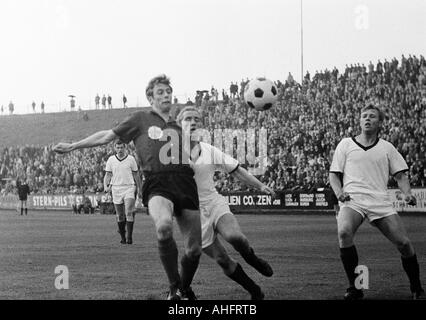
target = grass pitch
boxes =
[0,210,425,300]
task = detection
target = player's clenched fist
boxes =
[53,143,74,154]
[404,194,416,206]
[260,185,276,198]
[337,192,351,202]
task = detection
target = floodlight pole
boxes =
[300,0,304,84]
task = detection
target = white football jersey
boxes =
[105,154,138,186]
[330,137,408,197]
[192,142,239,204]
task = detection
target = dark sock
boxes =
[180,254,200,290]
[402,254,423,293]
[340,245,358,288]
[158,238,181,289]
[240,247,257,264]
[227,263,261,296]
[117,221,126,240]
[126,221,134,240]
[21,208,23,215]
[25,208,27,215]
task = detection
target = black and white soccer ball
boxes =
[243,77,278,111]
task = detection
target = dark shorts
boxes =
[142,172,199,216]
[19,196,27,201]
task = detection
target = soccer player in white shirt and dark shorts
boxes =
[330,104,425,300]
[104,140,142,244]
[177,106,274,300]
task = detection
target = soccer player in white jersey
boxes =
[329,104,425,300]
[177,106,274,300]
[104,140,142,244]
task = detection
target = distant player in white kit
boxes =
[104,140,142,244]
[329,104,425,300]
[177,106,274,300]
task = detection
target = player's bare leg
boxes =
[176,208,202,300]
[203,238,264,300]
[148,196,181,300]
[337,207,364,300]
[114,203,127,244]
[216,213,273,277]
[373,214,425,299]
[124,197,136,244]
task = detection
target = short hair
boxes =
[145,74,172,100]
[114,139,125,146]
[176,106,202,124]
[361,104,385,122]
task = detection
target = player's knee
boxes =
[338,227,354,243]
[216,253,232,270]
[396,237,411,252]
[125,201,135,213]
[125,211,134,222]
[185,244,202,260]
[156,222,173,241]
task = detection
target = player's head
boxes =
[146,74,173,113]
[360,104,384,134]
[176,106,203,135]
[114,140,127,157]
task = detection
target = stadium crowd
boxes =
[201,54,426,192]
[0,145,113,195]
[0,55,425,196]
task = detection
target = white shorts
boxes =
[111,185,136,205]
[201,195,233,249]
[339,193,397,222]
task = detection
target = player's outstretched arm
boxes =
[231,166,276,197]
[329,172,350,202]
[53,130,117,154]
[394,171,416,205]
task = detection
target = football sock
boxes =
[180,254,200,290]
[25,208,27,215]
[230,238,250,256]
[240,247,259,266]
[340,245,358,288]
[228,263,261,296]
[158,237,181,289]
[126,221,134,240]
[401,254,423,293]
[20,208,23,215]
[117,221,126,240]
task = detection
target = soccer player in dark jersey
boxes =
[17,178,30,216]
[53,75,201,300]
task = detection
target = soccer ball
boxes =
[243,77,278,111]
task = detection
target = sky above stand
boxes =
[0,0,425,114]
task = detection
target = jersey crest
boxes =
[148,126,163,140]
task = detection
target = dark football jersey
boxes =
[18,183,30,198]
[112,110,193,176]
